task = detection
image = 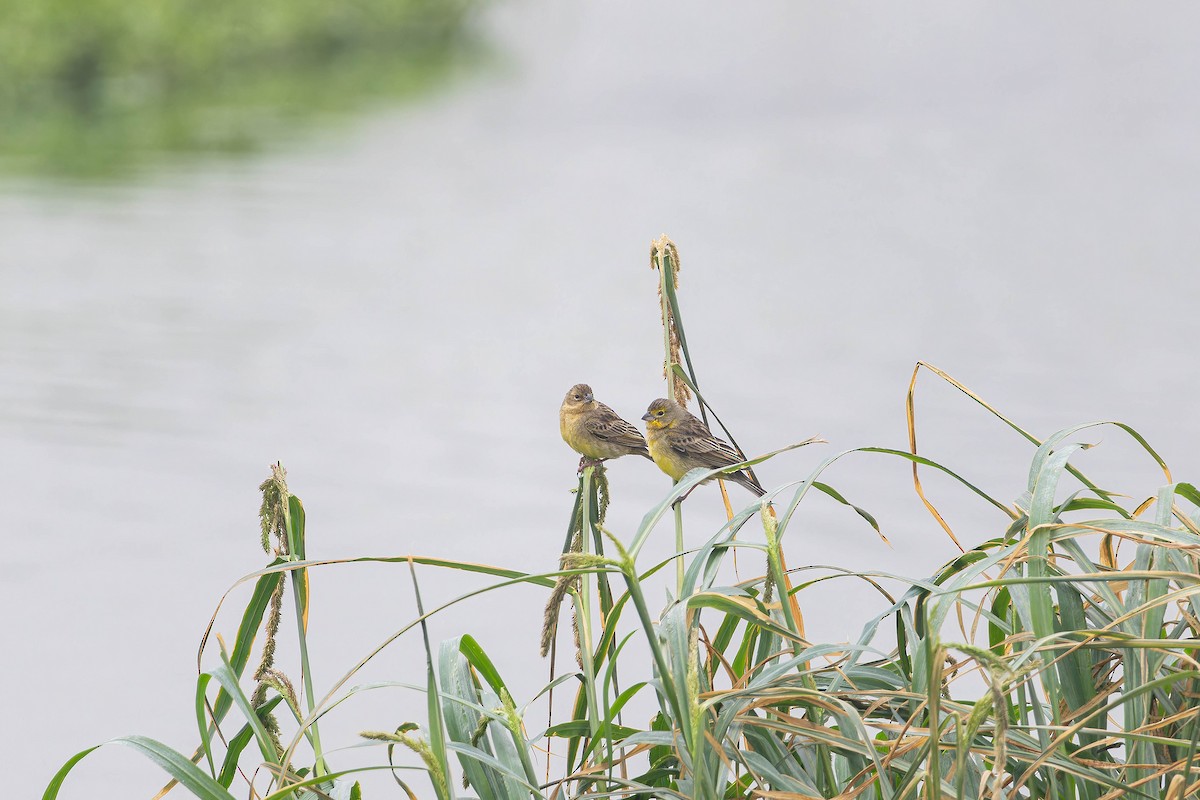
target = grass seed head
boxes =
[258,462,289,555]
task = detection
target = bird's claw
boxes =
[577,457,604,474]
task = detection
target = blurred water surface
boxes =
[3,2,1200,797]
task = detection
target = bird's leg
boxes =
[673,484,699,506]
[577,456,606,474]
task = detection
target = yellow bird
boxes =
[560,384,651,472]
[642,398,764,496]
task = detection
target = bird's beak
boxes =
[641,412,652,421]
[584,393,593,403]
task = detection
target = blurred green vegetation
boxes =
[0,0,479,178]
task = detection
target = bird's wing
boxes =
[670,423,764,492]
[668,419,744,468]
[586,403,649,449]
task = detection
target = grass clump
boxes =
[44,238,1200,799]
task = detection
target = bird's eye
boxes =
[573,395,581,400]
[655,410,664,416]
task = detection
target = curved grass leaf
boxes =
[44,736,237,800]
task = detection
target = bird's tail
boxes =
[729,471,765,497]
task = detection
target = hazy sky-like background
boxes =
[3,3,1198,798]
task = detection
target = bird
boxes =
[560,384,652,472]
[642,398,765,496]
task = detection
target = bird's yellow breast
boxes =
[560,409,590,453]
[646,428,689,481]
[561,407,614,459]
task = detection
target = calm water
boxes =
[4,3,1200,797]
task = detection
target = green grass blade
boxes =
[218,696,284,787]
[208,657,279,766]
[438,638,505,799]
[206,566,283,725]
[411,560,454,800]
[195,673,218,778]
[43,736,237,800]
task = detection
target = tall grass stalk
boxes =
[282,494,329,778]
[652,236,689,597]
[573,465,604,744]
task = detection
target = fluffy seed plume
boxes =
[540,532,582,657]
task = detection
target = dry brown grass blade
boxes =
[719,480,735,521]
[776,547,806,640]
[719,480,746,583]
[906,362,967,552]
[1132,496,1157,518]
[1101,533,1117,569]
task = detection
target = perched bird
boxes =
[642,398,765,496]
[560,384,651,472]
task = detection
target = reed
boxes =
[44,239,1200,800]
